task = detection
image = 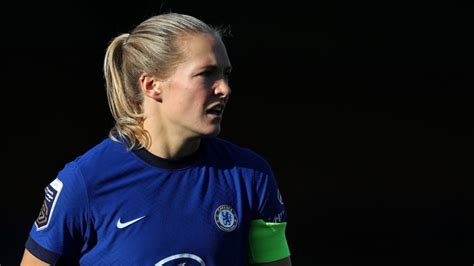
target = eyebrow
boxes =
[200,64,233,72]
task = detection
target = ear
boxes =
[139,73,163,101]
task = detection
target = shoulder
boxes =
[73,137,127,166]
[204,137,273,175]
[58,137,131,184]
[72,137,133,170]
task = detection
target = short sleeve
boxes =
[248,159,290,264]
[26,162,91,264]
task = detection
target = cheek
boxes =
[188,88,212,108]
[172,94,205,117]
[168,80,212,115]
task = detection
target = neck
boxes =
[143,116,201,160]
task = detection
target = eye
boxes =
[224,71,232,80]
[198,70,213,77]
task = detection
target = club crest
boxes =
[214,204,238,232]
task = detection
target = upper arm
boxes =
[248,158,291,264]
[26,163,90,263]
[252,256,292,266]
[21,249,50,266]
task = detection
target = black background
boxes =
[2,1,474,265]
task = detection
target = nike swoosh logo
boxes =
[116,216,146,229]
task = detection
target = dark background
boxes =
[2,1,474,265]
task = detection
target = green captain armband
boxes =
[248,219,290,264]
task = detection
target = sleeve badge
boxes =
[35,178,63,231]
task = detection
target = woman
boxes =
[21,12,291,265]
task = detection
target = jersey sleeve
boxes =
[25,162,91,264]
[248,159,290,264]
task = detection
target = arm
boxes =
[24,166,90,265]
[20,249,50,266]
[247,154,291,265]
[252,256,292,266]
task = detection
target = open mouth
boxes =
[206,104,224,116]
[207,109,223,115]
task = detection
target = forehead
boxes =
[178,33,231,68]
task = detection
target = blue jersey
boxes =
[26,137,289,265]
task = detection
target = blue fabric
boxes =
[27,137,287,265]
[25,236,61,264]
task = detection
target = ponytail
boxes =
[103,33,150,150]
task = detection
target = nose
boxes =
[214,79,231,99]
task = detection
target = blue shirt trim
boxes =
[25,236,61,264]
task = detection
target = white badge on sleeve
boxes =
[35,178,63,231]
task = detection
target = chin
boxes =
[201,126,221,137]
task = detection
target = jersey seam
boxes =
[251,169,258,219]
[72,162,94,230]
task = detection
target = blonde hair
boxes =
[103,13,222,150]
